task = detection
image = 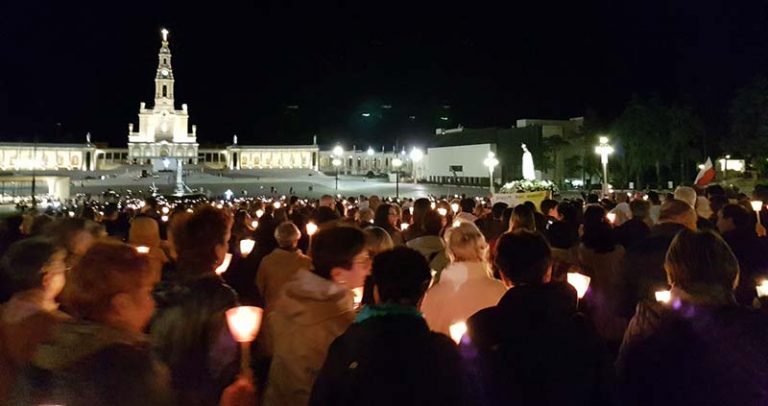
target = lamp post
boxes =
[483,151,499,195]
[409,147,424,184]
[392,158,403,199]
[332,145,343,191]
[595,136,614,197]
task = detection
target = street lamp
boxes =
[410,147,424,183]
[595,136,614,197]
[483,152,499,194]
[392,158,403,199]
[332,158,342,190]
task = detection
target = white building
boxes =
[317,146,413,176]
[127,29,198,170]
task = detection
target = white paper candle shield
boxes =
[215,253,233,275]
[240,239,255,257]
[449,321,467,344]
[567,272,591,299]
[225,306,264,343]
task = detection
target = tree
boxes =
[729,76,768,161]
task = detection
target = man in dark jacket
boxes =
[475,202,509,242]
[717,203,768,306]
[614,199,651,249]
[462,231,613,406]
[619,199,697,317]
[310,247,468,406]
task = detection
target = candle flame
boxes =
[449,321,467,344]
[225,306,264,343]
[567,272,591,299]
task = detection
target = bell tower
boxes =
[154,28,174,109]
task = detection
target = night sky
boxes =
[1,1,766,147]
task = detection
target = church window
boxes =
[162,85,167,97]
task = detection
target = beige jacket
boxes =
[263,270,355,406]
[421,261,507,336]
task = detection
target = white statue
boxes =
[233,134,238,145]
[521,143,535,181]
[86,132,91,144]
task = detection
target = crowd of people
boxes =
[0,185,767,405]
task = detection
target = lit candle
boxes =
[351,287,364,309]
[161,206,170,214]
[240,239,255,257]
[757,280,768,298]
[135,245,150,254]
[251,220,259,229]
[751,201,763,225]
[606,212,616,224]
[225,306,264,379]
[451,203,460,214]
[273,201,282,210]
[400,223,409,231]
[255,209,264,218]
[161,215,169,222]
[449,321,467,344]
[437,208,448,217]
[306,222,318,236]
[567,272,591,299]
[430,202,436,210]
[215,253,233,275]
[452,220,461,228]
[655,290,671,303]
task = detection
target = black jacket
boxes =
[614,218,650,250]
[723,230,768,306]
[462,282,614,406]
[310,306,469,406]
[619,222,686,317]
[150,275,239,406]
[617,300,768,406]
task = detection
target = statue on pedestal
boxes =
[522,144,535,181]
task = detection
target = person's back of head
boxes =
[706,184,726,199]
[557,202,578,223]
[629,199,651,220]
[523,201,537,213]
[444,221,487,263]
[647,191,661,205]
[363,226,394,256]
[63,240,154,332]
[491,202,509,220]
[1,237,64,297]
[274,221,301,249]
[718,203,754,234]
[412,198,431,222]
[586,194,599,204]
[173,206,232,277]
[674,186,698,208]
[540,199,558,218]
[510,204,536,232]
[501,207,514,229]
[460,198,476,214]
[708,194,729,216]
[581,206,617,253]
[129,216,161,248]
[314,206,341,225]
[29,214,54,236]
[371,247,431,306]
[358,207,374,224]
[658,199,698,230]
[665,229,739,301]
[319,195,335,208]
[422,210,443,237]
[310,226,367,281]
[495,231,551,286]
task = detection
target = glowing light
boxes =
[187,208,194,213]
[332,158,342,167]
[239,239,256,257]
[400,223,409,231]
[392,158,403,168]
[251,220,259,228]
[606,212,617,224]
[410,148,424,163]
[225,306,264,343]
[751,200,763,212]
[352,287,364,308]
[161,215,169,222]
[255,209,264,218]
[567,272,591,299]
[449,321,467,344]
[450,203,459,213]
[757,280,768,298]
[431,202,436,210]
[161,206,170,214]
[655,290,671,303]
[306,222,318,236]
[333,145,344,157]
[437,208,448,216]
[215,253,233,275]
[135,245,150,254]
[452,220,461,228]
[68,211,75,217]
[367,147,374,156]
[273,201,282,210]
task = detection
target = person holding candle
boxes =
[421,221,506,336]
[716,203,768,307]
[264,226,370,406]
[617,229,768,405]
[0,238,69,403]
[128,216,171,278]
[150,206,240,406]
[310,247,469,405]
[13,240,173,406]
[619,199,697,317]
[461,231,612,406]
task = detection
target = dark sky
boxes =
[1,0,767,147]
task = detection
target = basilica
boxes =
[0,29,319,173]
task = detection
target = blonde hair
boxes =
[444,221,487,262]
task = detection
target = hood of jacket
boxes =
[31,319,149,372]
[407,235,445,253]
[274,269,354,327]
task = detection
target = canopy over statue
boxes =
[521,143,536,181]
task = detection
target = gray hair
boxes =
[274,221,301,248]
